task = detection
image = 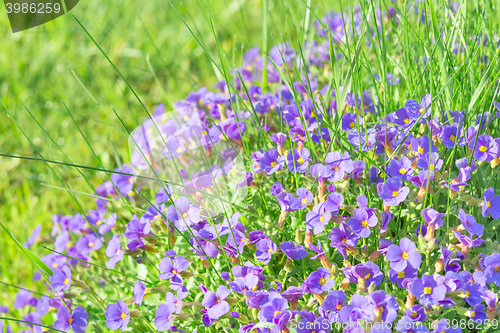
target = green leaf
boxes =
[0,222,53,277]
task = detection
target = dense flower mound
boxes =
[4,3,500,333]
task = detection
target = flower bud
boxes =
[226,297,240,306]
[130,310,141,318]
[150,285,168,294]
[63,292,79,299]
[295,229,302,243]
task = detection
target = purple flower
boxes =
[280,241,307,260]
[202,285,231,320]
[386,237,422,272]
[322,151,353,182]
[105,235,124,269]
[411,135,437,155]
[387,156,414,180]
[348,208,377,238]
[297,316,332,333]
[229,274,259,296]
[110,164,135,197]
[154,303,175,331]
[75,233,103,254]
[305,267,335,294]
[339,294,375,324]
[166,197,200,231]
[321,290,346,322]
[287,148,310,173]
[416,152,443,171]
[469,134,498,161]
[14,289,32,310]
[99,213,117,235]
[377,177,410,206]
[411,274,446,307]
[458,208,483,235]
[50,266,72,292]
[53,306,88,333]
[466,304,487,322]
[405,304,426,321]
[423,208,445,230]
[395,316,429,333]
[484,253,500,286]
[342,112,363,131]
[260,149,285,175]
[389,266,418,288]
[430,318,461,333]
[125,215,151,240]
[460,282,483,306]
[305,203,332,235]
[158,256,190,289]
[25,225,41,248]
[290,187,313,210]
[441,124,465,149]
[134,280,146,306]
[329,222,359,259]
[270,181,283,196]
[261,294,289,323]
[255,239,277,264]
[105,300,130,330]
[482,187,500,219]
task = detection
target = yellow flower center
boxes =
[267,248,273,254]
[399,168,407,174]
[349,122,356,128]
[418,108,424,114]
[270,161,277,167]
[182,212,188,218]
[88,242,94,248]
[365,273,371,279]
[424,287,432,294]
[341,237,347,243]
[274,310,281,317]
[479,146,487,152]
[172,269,177,275]
[495,266,500,273]
[52,263,58,268]
[392,190,399,197]
[464,291,470,298]
[450,135,456,141]
[128,177,133,183]
[411,311,417,318]
[154,214,160,220]
[336,304,342,310]
[470,311,476,318]
[63,278,69,285]
[487,201,491,208]
[429,164,435,170]
[319,215,324,222]
[319,277,326,285]
[397,271,405,279]
[301,198,308,205]
[418,147,424,154]
[67,317,73,324]
[96,220,102,225]
[297,157,305,165]
[404,118,410,124]
[120,312,127,320]
[176,147,182,153]
[333,166,340,171]
[361,220,368,227]
[402,252,409,259]
[116,249,121,255]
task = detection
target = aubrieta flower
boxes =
[469,134,499,161]
[287,148,310,173]
[110,164,135,197]
[441,123,465,149]
[134,280,146,306]
[202,285,231,320]
[155,303,175,331]
[387,156,414,180]
[105,235,124,269]
[341,112,363,131]
[255,239,277,264]
[377,177,410,206]
[458,208,484,236]
[411,274,446,307]
[158,255,190,289]
[166,197,200,231]
[482,187,500,219]
[304,267,335,294]
[386,238,422,272]
[53,306,88,333]
[25,225,41,248]
[260,148,285,175]
[280,241,307,260]
[50,266,72,292]
[291,187,313,210]
[306,203,333,235]
[348,208,377,238]
[484,252,500,286]
[105,300,130,331]
[416,152,443,171]
[405,304,426,322]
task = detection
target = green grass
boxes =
[0,0,343,307]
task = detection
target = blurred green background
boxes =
[0,0,337,303]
